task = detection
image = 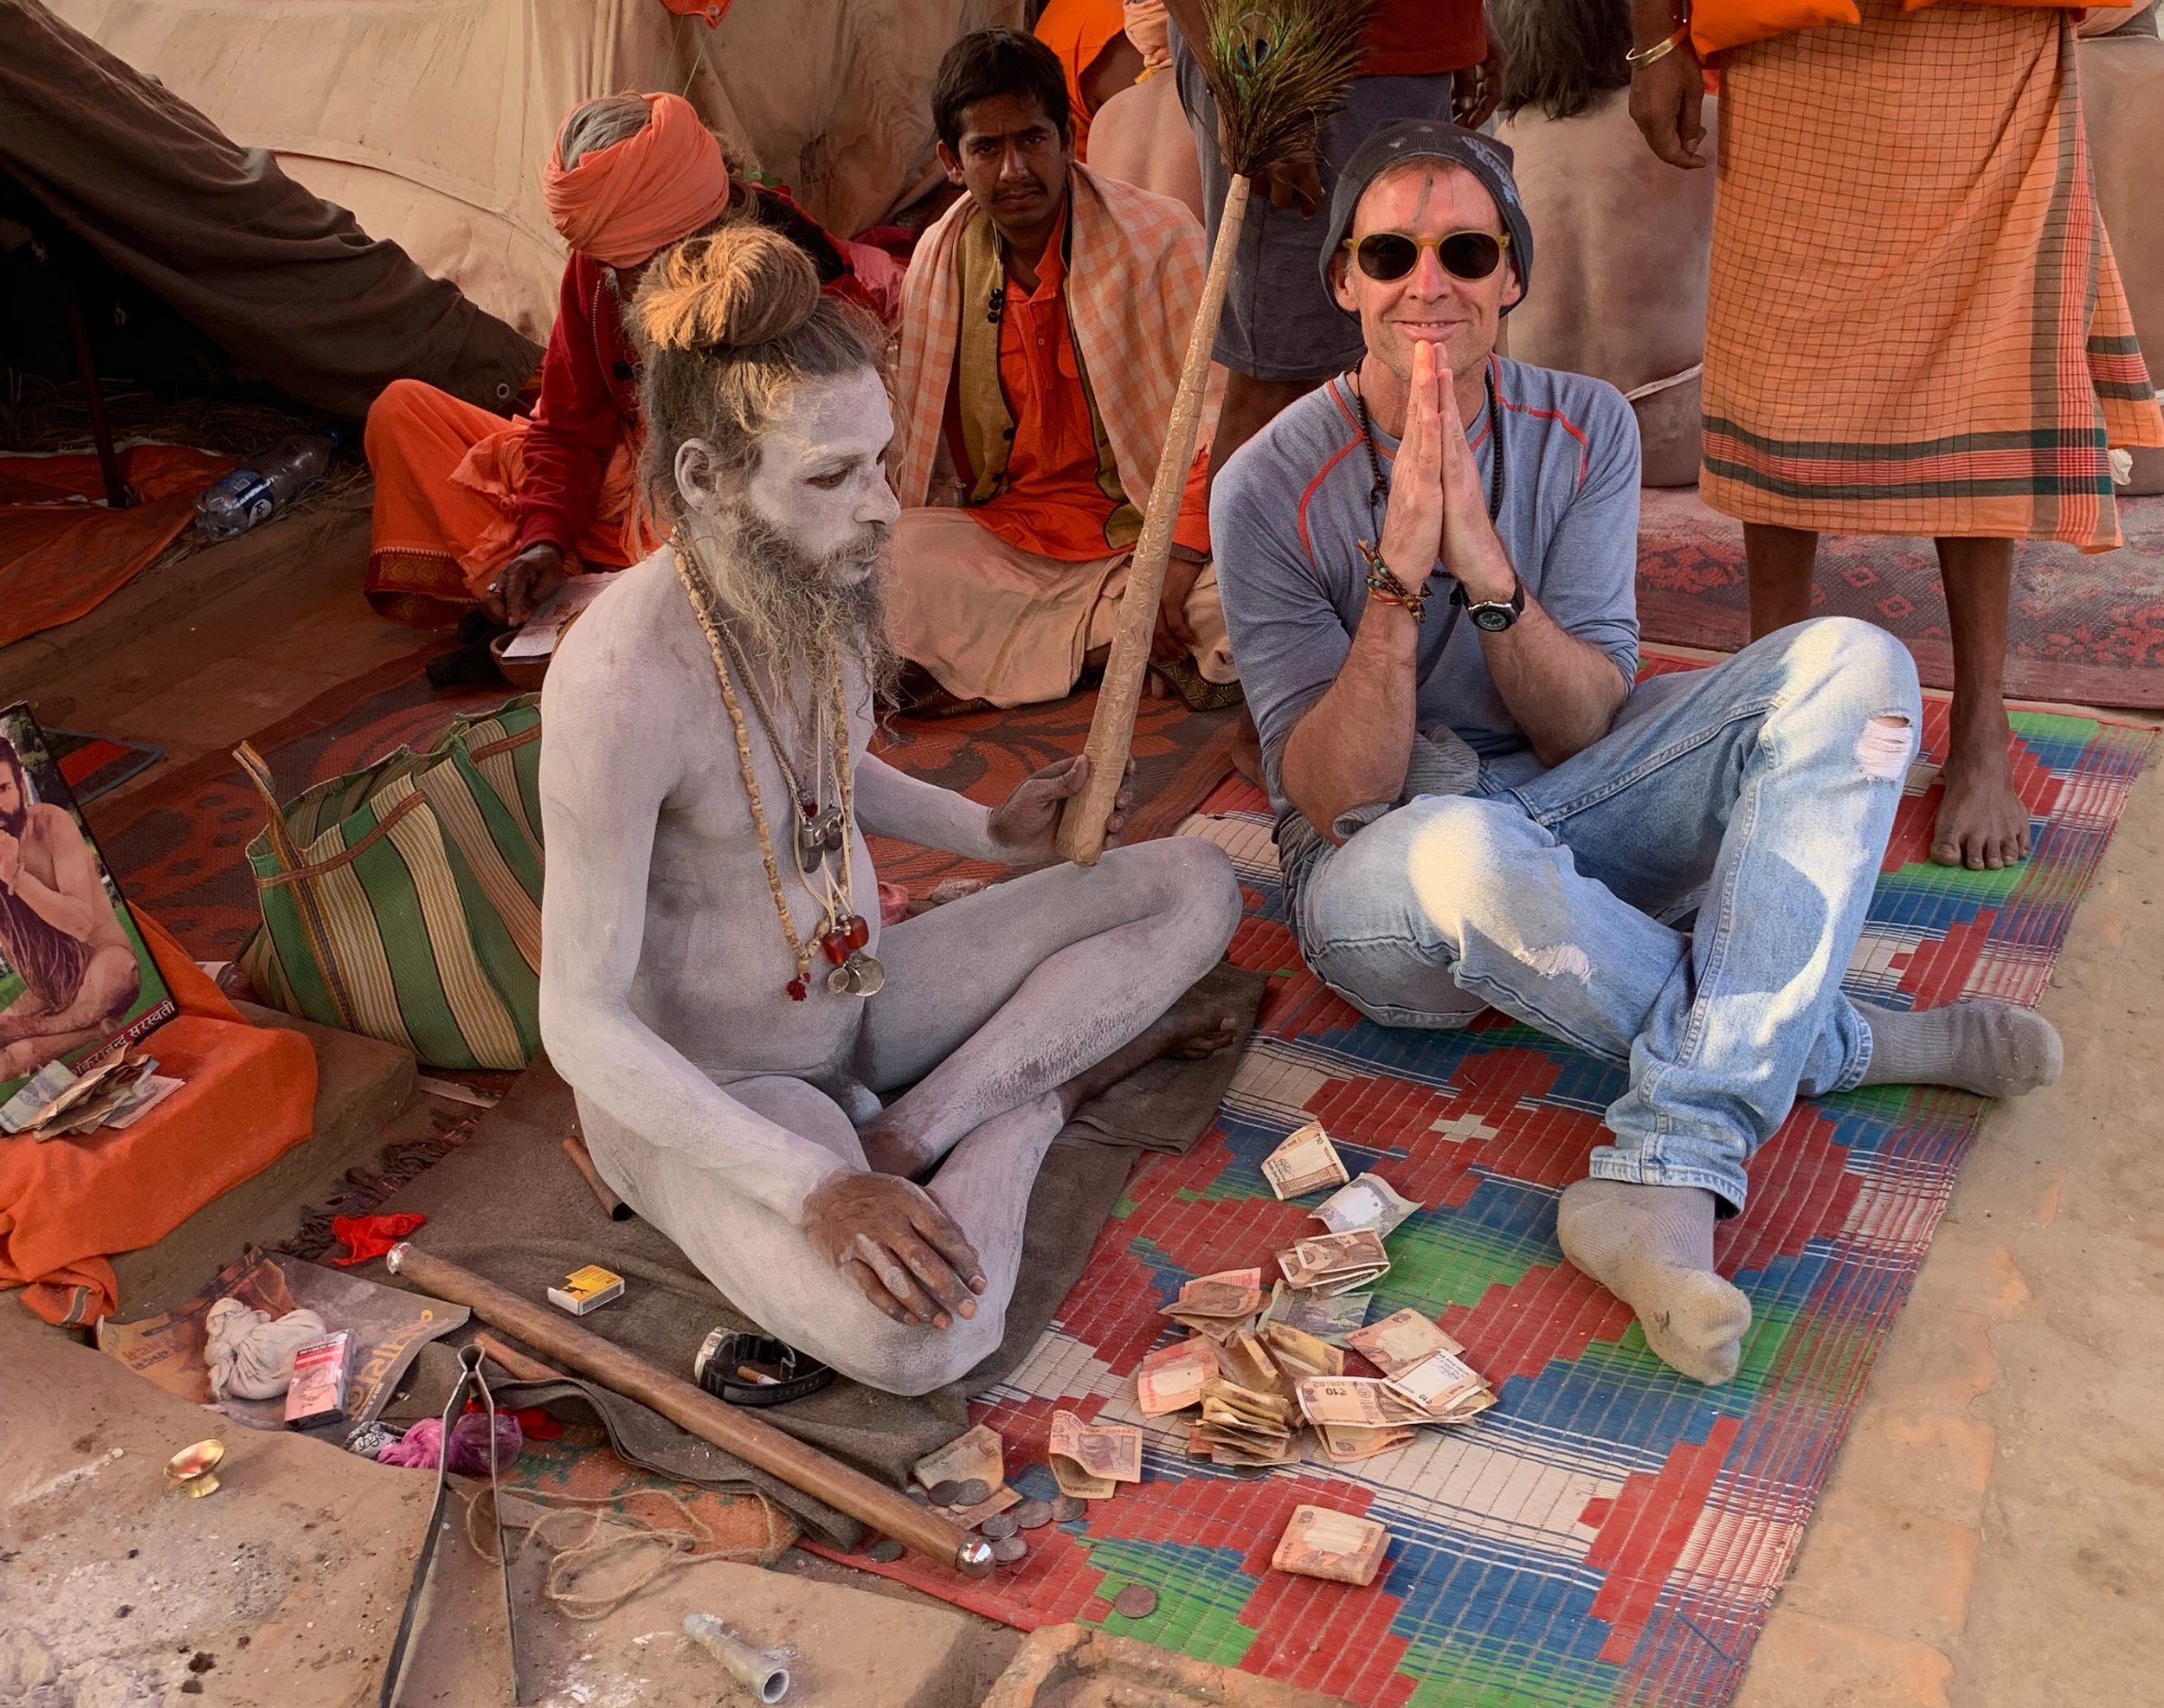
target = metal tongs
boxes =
[379,1341,523,1705]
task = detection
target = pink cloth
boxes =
[377,1411,524,1473]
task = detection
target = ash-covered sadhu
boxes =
[533,223,1242,1395]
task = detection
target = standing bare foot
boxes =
[1930,709,2029,870]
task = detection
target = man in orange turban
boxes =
[363,92,896,680]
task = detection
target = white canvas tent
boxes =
[52,0,1021,340]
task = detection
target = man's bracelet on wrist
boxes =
[1358,541,1431,623]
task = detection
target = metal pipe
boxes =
[683,1613,789,1703]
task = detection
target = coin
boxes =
[866,1537,905,1563]
[979,1511,1019,1540]
[991,1534,1027,1565]
[1111,1584,1157,1619]
[927,1479,965,1507]
[955,1477,991,1507]
[1012,1499,1054,1531]
[1051,1494,1087,1523]
[907,1488,931,1505]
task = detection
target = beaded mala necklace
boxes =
[1350,358,1504,628]
[671,544,882,1002]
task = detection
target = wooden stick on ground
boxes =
[563,1132,632,1221]
[386,1242,993,1577]
[474,1332,564,1384]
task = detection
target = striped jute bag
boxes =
[235,696,544,1069]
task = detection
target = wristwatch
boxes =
[1451,573,1525,632]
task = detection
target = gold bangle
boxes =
[1626,25,1690,69]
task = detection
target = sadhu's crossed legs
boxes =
[0,944,140,1077]
[584,840,1241,1395]
[1743,523,2028,870]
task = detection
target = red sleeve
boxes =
[1174,443,1212,557]
[512,256,628,556]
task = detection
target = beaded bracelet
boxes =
[1358,540,1429,623]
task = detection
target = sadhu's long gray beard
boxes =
[684,504,899,705]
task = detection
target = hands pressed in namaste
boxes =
[1380,339,1513,607]
[987,755,1137,866]
[802,1170,986,1330]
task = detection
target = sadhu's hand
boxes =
[988,755,1138,864]
[802,1170,985,1329]
[1629,39,1709,170]
[0,829,19,889]
[482,540,567,628]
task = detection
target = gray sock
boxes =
[1556,1179,1752,1386]
[1853,999,2062,1098]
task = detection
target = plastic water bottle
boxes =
[195,429,340,540]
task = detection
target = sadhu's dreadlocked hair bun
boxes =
[632,223,884,525]
[635,223,821,353]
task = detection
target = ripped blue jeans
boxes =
[1289,618,1923,1213]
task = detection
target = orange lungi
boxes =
[1700,0,2163,550]
[362,378,655,628]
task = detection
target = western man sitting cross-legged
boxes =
[1213,120,2063,1387]
[537,224,1242,1396]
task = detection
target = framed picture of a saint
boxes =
[0,702,176,1104]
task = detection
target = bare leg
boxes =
[0,944,138,1048]
[853,839,1241,1175]
[1932,537,2027,870]
[0,1021,125,1079]
[1740,522,1818,638]
[579,1078,1063,1395]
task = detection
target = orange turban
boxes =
[541,93,733,267]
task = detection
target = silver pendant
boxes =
[825,951,886,997]
[795,806,845,873]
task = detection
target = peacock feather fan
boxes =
[1201,0,1382,181]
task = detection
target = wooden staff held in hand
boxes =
[1056,0,1380,865]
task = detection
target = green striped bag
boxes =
[235,696,544,1069]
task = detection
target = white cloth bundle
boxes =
[205,1299,327,1400]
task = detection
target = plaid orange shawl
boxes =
[891,164,1205,515]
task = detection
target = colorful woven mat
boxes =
[815,694,2152,1707]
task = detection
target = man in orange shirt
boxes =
[886,29,1234,711]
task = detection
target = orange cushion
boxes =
[0,914,318,1325]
